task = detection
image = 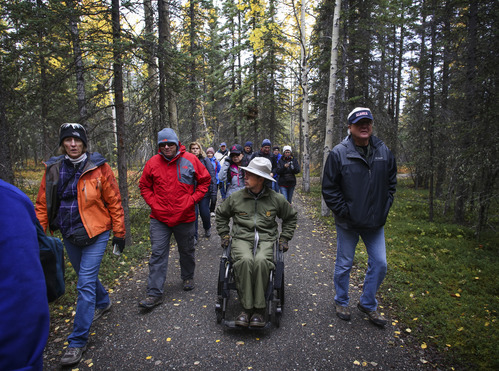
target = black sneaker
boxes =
[205,228,211,237]
[60,345,86,367]
[335,304,351,321]
[183,279,194,291]
[139,296,163,309]
[357,302,387,327]
[93,301,112,323]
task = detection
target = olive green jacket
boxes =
[216,186,297,243]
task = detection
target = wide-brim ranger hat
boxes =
[240,157,276,183]
[348,107,374,125]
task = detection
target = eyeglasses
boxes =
[159,142,176,148]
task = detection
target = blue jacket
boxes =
[322,135,397,230]
[0,179,50,371]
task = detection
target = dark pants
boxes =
[147,219,195,297]
[195,197,211,238]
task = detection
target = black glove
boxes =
[221,235,230,249]
[112,237,126,253]
[279,238,289,252]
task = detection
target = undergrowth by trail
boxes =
[15,168,498,369]
[305,178,498,370]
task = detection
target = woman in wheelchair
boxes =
[216,157,297,327]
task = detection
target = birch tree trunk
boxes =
[300,0,310,193]
[111,0,131,244]
[320,0,341,215]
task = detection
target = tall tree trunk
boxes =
[300,0,310,193]
[321,0,341,216]
[144,0,159,153]
[67,0,87,124]
[393,4,405,158]
[428,0,437,221]
[436,0,451,198]
[0,70,14,183]
[455,0,478,224]
[36,0,51,160]
[158,0,167,131]
[111,0,131,245]
[189,0,197,143]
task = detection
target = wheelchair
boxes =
[215,238,285,328]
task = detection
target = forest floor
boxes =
[43,182,429,370]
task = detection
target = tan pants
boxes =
[231,238,275,310]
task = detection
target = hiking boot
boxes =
[205,228,211,237]
[235,311,249,327]
[60,346,86,366]
[357,302,387,327]
[249,312,265,327]
[335,304,351,321]
[139,296,163,309]
[210,212,215,217]
[93,301,112,323]
[183,279,194,291]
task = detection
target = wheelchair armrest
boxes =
[222,241,232,259]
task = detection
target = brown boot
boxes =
[235,311,249,327]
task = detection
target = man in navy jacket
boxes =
[322,107,397,327]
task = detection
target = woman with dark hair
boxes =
[276,145,301,203]
[35,123,126,367]
[219,144,249,197]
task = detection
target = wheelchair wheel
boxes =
[274,272,284,327]
[216,305,223,323]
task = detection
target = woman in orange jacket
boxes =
[35,123,125,367]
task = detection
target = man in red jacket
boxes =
[139,128,211,309]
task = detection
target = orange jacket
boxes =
[35,153,125,239]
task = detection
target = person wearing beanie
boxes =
[216,157,297,328]
[206,147,220,216]
[276,145,300,203]
[219,144,249,198]
[139,129,211,307]
[243,141,253,164]
[249,139,278,189]
[35,123,126,367]
[188,142,217,242]
[322,107,397,328]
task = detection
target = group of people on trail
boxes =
[213,138,301,205]
[2,106,396,369]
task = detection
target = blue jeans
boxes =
[219,181,227,200]
[279,186,295,203]
[334,224,387,311]
[195,197,211,238]
[64,230,110,348]
[272,177,280,192]
[147,219,195,297]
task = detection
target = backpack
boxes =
[36,221,65,302]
